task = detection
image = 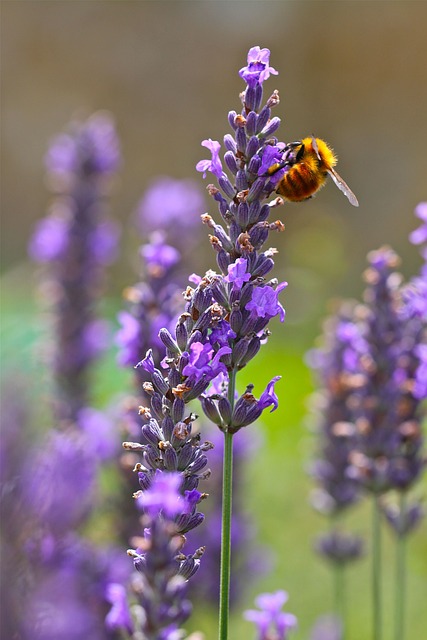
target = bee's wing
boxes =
[311,136,322,161]
[327,167,359,207]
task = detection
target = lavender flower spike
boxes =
[191,46,294,639]
[29,112,121,422]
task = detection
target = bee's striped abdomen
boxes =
[277,163,326,202]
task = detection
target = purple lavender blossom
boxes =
[110,472,204,638]
[239,46,278,87]
[105,583,134,635]
[308,306,366,516]
[224,257,252,290]
[346,247,425,495]
[196,139,224,179]
[246,282,287,322]
[315,530,364,565]
[189,45,294,426]
[29,112,121,422]
[381,499,425,537]
[182,342,232,386]
[244,590,297,640]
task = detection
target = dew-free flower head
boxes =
[239,46,278,87]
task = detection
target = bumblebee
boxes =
[267,137,359,207]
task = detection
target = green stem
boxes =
[372,494,382,640]
[218,368,237,640]
[394,493,406,640]
[334,562,346,639]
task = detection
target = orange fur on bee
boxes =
[276,137,337,202]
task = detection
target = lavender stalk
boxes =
[29,112,120,422]
[195,46,290,639]
[26,113,126,639]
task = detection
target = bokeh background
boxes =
[2,1,426,639]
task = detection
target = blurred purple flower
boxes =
[28,213,70,262]
[315,531,364,565]
[77,407,118,461]
[244,590,297,640]
[346,247,425,495]
[105,583,134,635]
[307,308,366,516]
[138,471,185,517]
[413,343,427,399]
[136,175,205,233]
[45,112,120,181]
[381,499,425,537]
[92,218,121,265]
[24,567,105,640]
[140,233,180,274]
[116,310,141,367]
[25,430,95,535]
[409,201,427,247]
[29,113,121,422]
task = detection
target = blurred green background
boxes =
[2,1,426,639]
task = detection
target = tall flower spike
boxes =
[346,247,426,495]
[192,46,291,434]
[23,114,128,640]
[126,46,292,640]
[308,304,367,516]
[29,112,121,422]
[192,45,294,640]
